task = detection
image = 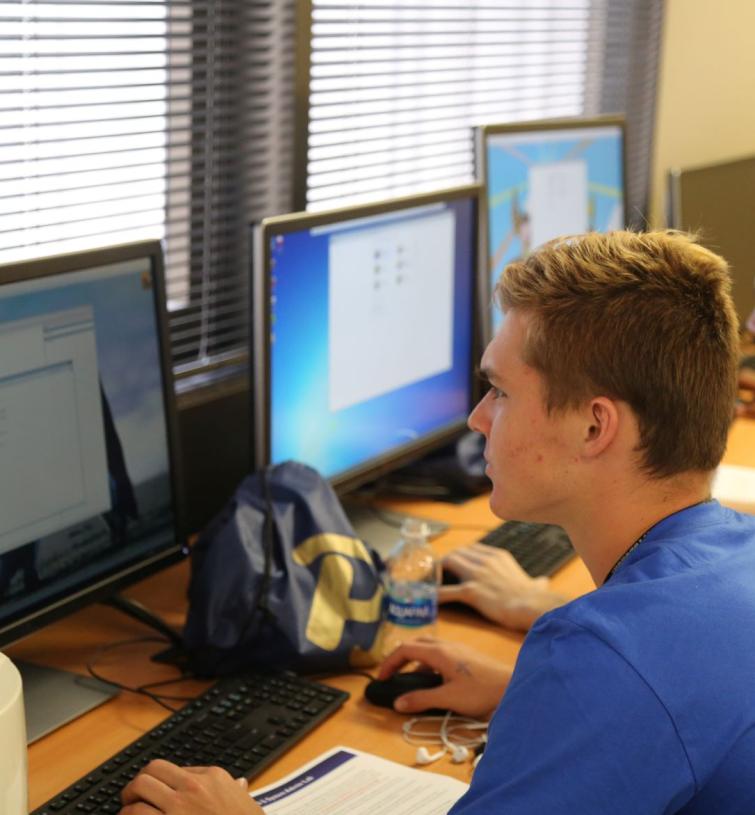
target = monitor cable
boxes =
[85,635,199,713]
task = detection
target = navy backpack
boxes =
[183,462,385,675]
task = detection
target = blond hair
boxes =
[496,230,739,477]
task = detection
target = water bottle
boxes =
[381,518,440,657]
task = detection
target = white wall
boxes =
[650,0,755,226]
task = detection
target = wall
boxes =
[650,0,755,226]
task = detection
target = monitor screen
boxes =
[252,185,480,492]
[0,242,185,647]
[478,116,626,333]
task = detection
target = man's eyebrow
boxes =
[476,365,502,385]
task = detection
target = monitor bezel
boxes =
[0,240,188,648]
[252,183,482,495]
[475,114,628,341]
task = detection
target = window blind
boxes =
[300,0,663,223]
[0,2,177,261]
[0,0,297,377]
[0,0,661,383]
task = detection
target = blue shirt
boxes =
[450,501,755,814]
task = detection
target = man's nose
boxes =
[467,397,488,434]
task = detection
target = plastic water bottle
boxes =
[381,518,440,657]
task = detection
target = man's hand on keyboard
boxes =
[120,759,263,815]
[440,543,566,631]
[377,637,512,717]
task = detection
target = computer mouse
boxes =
[364,670,444,709]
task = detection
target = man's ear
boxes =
[582,397,620,459]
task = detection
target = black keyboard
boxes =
[479,520,575,577]
[33,671,349,815]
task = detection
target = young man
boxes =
[120,231,755,814]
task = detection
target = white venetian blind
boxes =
[0,0,297,375]
[0,1,177,260]
[0,0,660,379]
[301,0,663,221]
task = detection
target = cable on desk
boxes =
[85,635,198,713]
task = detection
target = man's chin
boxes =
[488,490,515,522]
[489,491,542,525]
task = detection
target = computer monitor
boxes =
[0,241,185,739]
[668,155,755,328]
[477,115,626,335]
[251,185,480,508]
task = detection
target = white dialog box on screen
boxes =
[528,160,589,249]
[328,209,455,412]
[0,307,111,555]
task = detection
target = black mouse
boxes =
[365,670,444,709]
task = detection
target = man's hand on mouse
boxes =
[439,544,566,631]
[377,638,512,717]
[119,760,263,815]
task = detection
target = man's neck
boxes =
[562,472,714,586]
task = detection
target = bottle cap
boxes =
[400,518,431,540]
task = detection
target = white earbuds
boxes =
[450,745,470,763]
[415,742,469,764]
[405,712,486,767]
[415,746,446,765]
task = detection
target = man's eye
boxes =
[489,386,506,400]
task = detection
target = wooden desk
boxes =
[16,418,755,810]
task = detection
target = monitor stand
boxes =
[17,594,185,742]
[341,497,449,559]
[17,661,118,744]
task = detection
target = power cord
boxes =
[86,635,199,713]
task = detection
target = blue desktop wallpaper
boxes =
[268,198,476,480]
[486,129,624,329]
